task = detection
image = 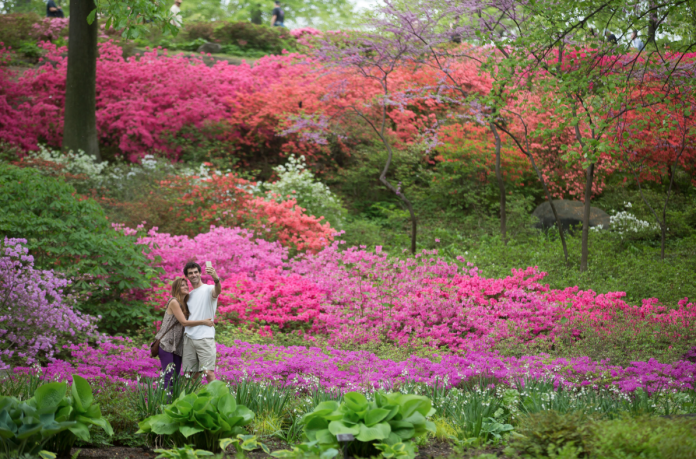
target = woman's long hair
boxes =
[170,277,190,319]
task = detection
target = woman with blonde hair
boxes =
[155,277,214,387]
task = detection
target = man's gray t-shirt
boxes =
[185,284,218,339]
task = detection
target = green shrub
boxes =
[0,13,41,50]
[302,391,436,459]
[137,380,255,452]
[508,411,593,458]
[0,383,73,458]
[183,21,215,41]
[90,382,143,447]
[16,41,41,58]
[0,376,111,458]
[590,416,696,459]
[0,164,161,334]
[212,21,295,54]
[44,376,113,455]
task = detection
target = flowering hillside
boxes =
[132,225,696,358]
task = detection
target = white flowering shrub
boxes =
[28,145,108,177]
[257,155,346,229]
[592,202,660,238]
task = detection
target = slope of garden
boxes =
[2,3,696,459]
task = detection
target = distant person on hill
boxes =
[271,0,285,27]
[46,0,64,18]
[170,0,183,27]
[631,30,645,51]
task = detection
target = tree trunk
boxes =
[490,122,506,243]
[378,139,417,254]
[580,162,595,272]
[63,0,101,160]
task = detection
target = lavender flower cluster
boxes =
[0,238,99,369]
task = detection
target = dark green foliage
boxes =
[0,12,41,50]
[507,412,696,458]
[510,411,593,458]
[590,416,696,459]
[212,21,296,54]
[183,21,215,41]
[88,383,144,448]
[0,164,161,334]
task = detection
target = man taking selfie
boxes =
[182,261,221,381]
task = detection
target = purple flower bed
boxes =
[26,338,696,394]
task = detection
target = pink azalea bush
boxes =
[32,18,69,41]
[133,231,696,354]
[217,270,324,330]
[0,238,98,369]
[290,28,322,39]
[0,41,310,160]
[33,338,696,393]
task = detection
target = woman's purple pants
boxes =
[158,348,182,388]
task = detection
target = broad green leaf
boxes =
[33,382,67,415]
[179,424,204,438]
[17,422,42,440]
[68,422,91,442]
[402,411,425,429]
[328,420,360,436]
[71,375,94,412]
[356,422,391,442]
[389,420,415,440]
[320,448,339,459]
[365,408,390,427]
[201,380,228,398]
[305,417,329,441]
[310,401,339,417]
[316,429,336,445]
[343,392,368,413]
[217,394,236,416]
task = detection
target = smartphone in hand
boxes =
[205,261,212,269]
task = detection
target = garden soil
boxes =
[69,441,507,458]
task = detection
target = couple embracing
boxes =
[154,261,222,387]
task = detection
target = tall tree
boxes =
[62,0,177,159]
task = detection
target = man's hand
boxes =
[205,266,219,280]
[206,265,222,298]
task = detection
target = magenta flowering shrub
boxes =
[134,232,696,353]
[217,270,324,331]
[32,18,69,41]
[0,238,98,369]
[0,41,310,159]
[35,339,696,393]
[136,225,288,281]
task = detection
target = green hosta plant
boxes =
[271,441,338,459]
[0,382,75,458]
[137,380,255,452]
[302,391,436,459]
[375,441,416,458]
[220,434,269,458]
[154,444,214,459]
[44,375,113,455]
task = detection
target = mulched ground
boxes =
[69,441,505,459]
